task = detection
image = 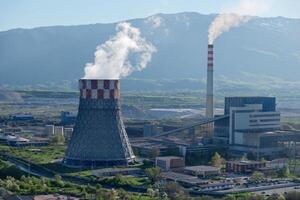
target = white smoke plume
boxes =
[208,0,270,44]
[84,22,156,79]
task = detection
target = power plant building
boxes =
[64,79,135,167]
[212,96,300,158]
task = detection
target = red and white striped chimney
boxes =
[206,44,214,118]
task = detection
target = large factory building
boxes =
[214,96,300,159]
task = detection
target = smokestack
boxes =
[206,44,214,118]
[64,79,135,167]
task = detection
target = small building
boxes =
[226,160,266,174]
[11,114,34,121]
[266,158,288,169]
[44,125,55,136]
[198,182,234,192]
[3,127,23,134]
[54,126,64,136]
[184,165,220,177]
[156,156,185,171]
[60,111,77,125]
[161,172,208,187]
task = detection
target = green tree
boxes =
[81,187,88,199]
[251,171,264,182]
[284,166,291,178]
[164,182,187,200]
[54,174,64,187]
[118,189,131,200]
[241,153,248,161]
[277,166,291,179]
[148,148,160,159]
[51,134,65,144]
[145,167,161,183]
[211,152,223,167]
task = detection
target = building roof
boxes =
[161,172,206,184]
[226,160,265,165]
[184,165,220,172]
[156,156,184,161]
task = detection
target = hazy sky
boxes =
[1,0,300,31]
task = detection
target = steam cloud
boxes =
[208,0,270,44]
[84,22,156,79]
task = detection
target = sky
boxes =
[1,0,300,31]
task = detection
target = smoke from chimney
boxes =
[84,22,156,79]
[208,0,270,44]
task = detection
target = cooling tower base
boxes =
[63,157,135,168]
[64,79,136,168]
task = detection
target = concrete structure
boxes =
[226,160,266,174]
[161,172,207,187]
[63,127,73,141]
[64,79,135,167]
[156,156,185,170]
[224,97,276,115]
[54,126,64,137]
[266,158,288,169]
[184,165,220,177]
[206,44,214,118]
[44,125,54,136]
[0,134,49,147]
[60,111,76,125]
[213,96,296,159]
[11,114,34,121]
[229,104,280,145]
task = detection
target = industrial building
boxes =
[64,79,135,167]
[60,111,76,125]
[156,156,185,170]
[211,96,300,158]
[226,160,267,174]
[183,165,220,177]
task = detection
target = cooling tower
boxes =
[64,79,135,167]
[206,44,214,118]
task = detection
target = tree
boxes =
[54,174,64,187]
[118,189,131,200]
[106,189,118,200]
[148,148,160,159]
[284,166,291,178]
[164,182,187,200]
[251,171,264,182]
[51,134,65,144]
[145,167,162,183]
[241,153,248,161]
[81,187,88,199]
[277,166,291,179]
[147,188,156,198]
[211,152,223,167]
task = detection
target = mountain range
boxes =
[0,12,299,90]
